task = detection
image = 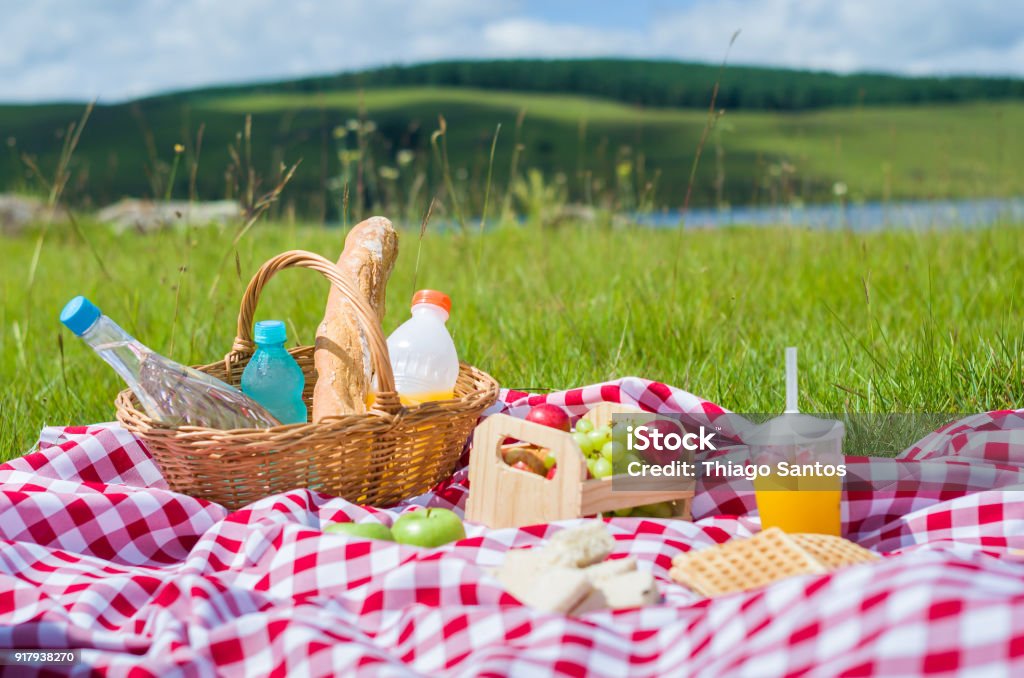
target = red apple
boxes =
[503,447,548,475]
[637,418,684,466]
[511,460,534,474]
[543,460,590,479]
[525,404,571,432]
[544,461,590,480]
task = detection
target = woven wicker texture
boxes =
[669,528,828,597]
[116,250,499,510]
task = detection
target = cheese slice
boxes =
[544,521,615,567]
[569,570,661,615]
[582,556,637,581]
[593,570,660,609]
[494,524,658,615]
[495,548,593,614]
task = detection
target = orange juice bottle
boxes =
[370,290,459,408]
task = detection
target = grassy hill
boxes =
[2,60,1024,220]
[155,59,1024,112]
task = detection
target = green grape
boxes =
[586,457,597,478]
[641,502,674,519]
[616,451,642,470]
[600,441,622,462]
[613,450,640,474]
[587,426,612,451]
[613,507,633,517]
[611,422,630,446]
[544,453,557,470]
[574,419,594,434]
[592,457,614,479]
[572,431,595,455]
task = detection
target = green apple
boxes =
[323,521,394,541]
[391,508,466,548]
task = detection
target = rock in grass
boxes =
[0,194,66,235]
[97,199,241,233]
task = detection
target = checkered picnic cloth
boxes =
[2,377,1024,676]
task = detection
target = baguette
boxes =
[312,216,399,420]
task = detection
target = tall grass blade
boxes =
[673,30,739,284]
[430,116,467,232]
[412,197,436,294]
[477,123,502,268]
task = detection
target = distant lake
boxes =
[635,197,1024,231]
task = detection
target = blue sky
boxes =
[521,0,656,31]
[1,0,1022,103]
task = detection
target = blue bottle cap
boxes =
[254,320,287,344]
[60,296,102,336]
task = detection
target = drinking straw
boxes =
[784,347,799,413]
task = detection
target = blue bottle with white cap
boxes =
[241,320,307,425]
[60,295,280,429]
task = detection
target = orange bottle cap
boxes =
[411,289,451,314]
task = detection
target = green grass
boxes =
[4,88,1024,217]
[208,89,1024,201]
[3,220,1024,459]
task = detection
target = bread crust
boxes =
[312,216,398,419]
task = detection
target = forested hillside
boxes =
[3,60,1023,219]
[167,59,1024,111]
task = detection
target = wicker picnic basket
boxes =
[115,249,499,510]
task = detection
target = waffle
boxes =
[791,533,880,569]
[669,528,827,597]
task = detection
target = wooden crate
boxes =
[466,403,694,529]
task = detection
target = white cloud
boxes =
[479,19,637,56]
[0,0,518,101]
[0,0,1022,103]
[646,0,1024,76]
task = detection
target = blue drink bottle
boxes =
[241,320,307,424]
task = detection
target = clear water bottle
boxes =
[241,320,307,424]
[376,289,459,406]
[60,296,280,429]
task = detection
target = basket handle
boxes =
[228,249,397,397]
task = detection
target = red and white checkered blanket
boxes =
[3,377,1024,676]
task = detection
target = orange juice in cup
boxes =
[749,348,845,536]
[752,462,842,536]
